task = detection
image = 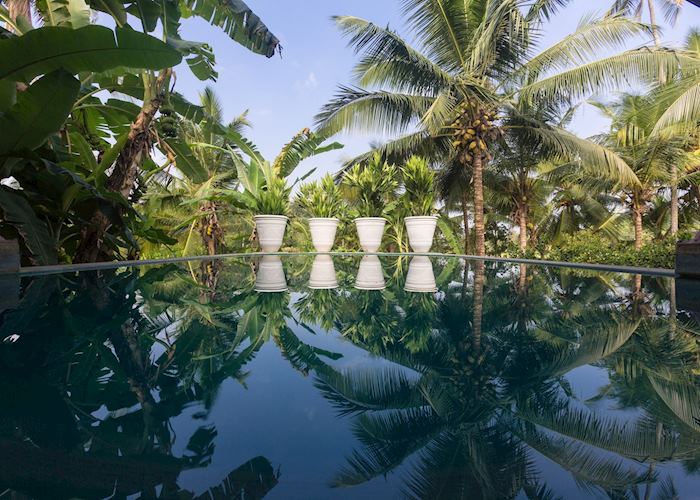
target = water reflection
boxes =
[355,254,386,290]
[254,255,288,292]
[404,256,437,292]
[308,254,338,289]
[0,255,698,498]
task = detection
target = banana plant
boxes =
[0,0,282,265]
[220,128,342,218]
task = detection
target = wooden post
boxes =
[0,237,20,314]
[676,237,700,279]
[0,237,19,274]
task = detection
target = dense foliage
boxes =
[401,155,436,216]
[296,174,344,219]
[1,0,699,269]
[342,153,399,218]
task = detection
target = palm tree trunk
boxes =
[473,155,485,256]
[74,70,170,263]
[518,263,527,295]
[634,273,643,298]
[633,199,644,251]
[518,207,527,252]
[461,189,470,254]
[670,164,678,236]
[647,0,661,47]
[200,201,222,256]
[647,0,666,82]
[472,260,485,353]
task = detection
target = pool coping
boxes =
[8,251,676,278]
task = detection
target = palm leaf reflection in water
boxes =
[0,255,698,498]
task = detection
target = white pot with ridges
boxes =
[354,217,386,253]
[308,217,339,252]
[254,215,288,252]
[405,215,438,252]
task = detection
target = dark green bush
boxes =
[547,231,676,269]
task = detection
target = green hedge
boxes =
[546,231,676,269]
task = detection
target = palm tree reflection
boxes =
[0,256,698,498]
[319,262,700,499]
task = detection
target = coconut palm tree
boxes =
[315,2,682,255]
[486,99,581,251]
[609,0,684,46]
[645,29,700,235]
[593,92,694,249]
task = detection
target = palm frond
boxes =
[315,366,424,416]
[333,15,452,94]
[331,408,442,487]
[516,15,654,85]
[315,86,435,136]
[271,128,343,179]
[519,48,690,107]
[401,0,472,71]
[512,121,640,187]
[652,80,700,134]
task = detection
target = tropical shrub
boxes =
[401,156,435,216]
[232,160,291,216]
[225,129,342,218]
[255,176,292,215]
[548,231,676,269]
[296,174,344,218]
[342,154,398,218]
[0,0,282,265]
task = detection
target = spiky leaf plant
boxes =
[343,153,399,218]
[401,156,436,216]
[296,174,344,218]
[255,175,291,215]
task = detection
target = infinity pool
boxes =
[0,255,698,499]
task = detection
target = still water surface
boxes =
[0,255,699,499]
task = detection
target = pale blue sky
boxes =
[175,1,700,179]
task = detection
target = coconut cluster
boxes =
[450,101,501,163]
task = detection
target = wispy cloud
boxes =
[294,72,319,92]
[252,108,273,118]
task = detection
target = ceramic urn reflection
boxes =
[355,255,386,290]
[255,255,288,292]
[404,256,437,292]
[309,254,339,289]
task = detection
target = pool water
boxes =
[0,254,699,499]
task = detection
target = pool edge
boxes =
[7,252,676,278]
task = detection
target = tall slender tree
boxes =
[594,92,693,249]
[610,0,684,235]
[609,0,683,46]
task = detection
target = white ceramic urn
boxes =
[308,217,339,252]
[405,215,438,253]
[309,254,338,289]
[254,255,288,292]
[254,215,288,252]
[355,255,385,290]
[354,217,386,252]
[404,256,437,292]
